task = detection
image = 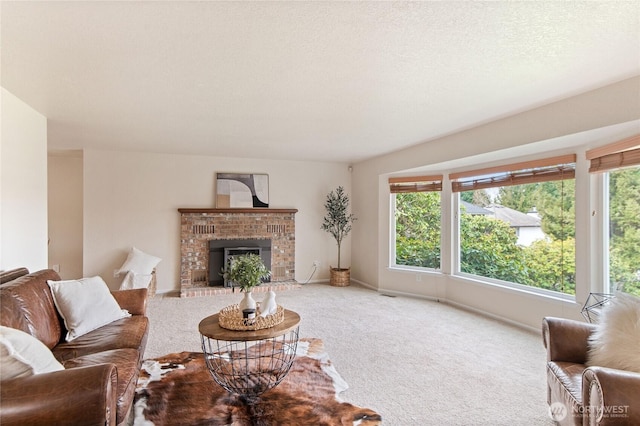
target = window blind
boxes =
[586,135,640,173]
[389,175,443,193]
[449,154,576,193]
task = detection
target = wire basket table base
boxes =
[201,327,299,404]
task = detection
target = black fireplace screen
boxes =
[209,239,272,287]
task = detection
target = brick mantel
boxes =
[178,208,297,297]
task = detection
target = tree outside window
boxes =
[394,192,441,269]
[608,167,640,296]
[459,180,576,295]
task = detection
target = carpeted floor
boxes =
[145,282,555,425]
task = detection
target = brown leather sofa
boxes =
[0,269,149,426]
[542,317,640,425]
[0,267,30,284]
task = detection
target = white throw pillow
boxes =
[116,247,161,275]
[119,270,153,290]
[0,326,64,380]
[47,276,131,342]
[587,292,640,373]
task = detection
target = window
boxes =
[607,167,640,296]
[450,155,576,295]
[391,175,442,270]
[587,135,640,296]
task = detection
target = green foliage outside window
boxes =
[497,180,575,240]
[536,180,575,241]
[395,192,440,269]
[522,238,576,294]
[459,214,529,284]
[609,168,640,296]
[395,170,639,297]
[459,210,575,294]
[395,181,577,295]
[495,184,537,213]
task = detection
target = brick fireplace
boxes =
[178,208,297,297]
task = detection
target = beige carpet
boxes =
[145,283,554,426]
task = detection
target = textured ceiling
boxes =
[2,1,639,163]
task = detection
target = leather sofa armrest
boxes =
[0,364,117,426]
[0,267,29,284]
[112,288,148,315]
[542,316,596,364]
[583,366,640,425]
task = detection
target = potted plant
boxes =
[321,186,357,286]
[221,253,271,311]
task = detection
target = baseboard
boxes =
[298,278,328,285]
[349,278,377,290]
[152,290,181,298]
[444,299,539,334]
[377,287,442,302]
[375,286,538,334]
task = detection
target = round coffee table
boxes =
[199,309,300,403]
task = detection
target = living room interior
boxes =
[2,2,639,424]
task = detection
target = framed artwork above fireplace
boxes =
[216,173,269,208]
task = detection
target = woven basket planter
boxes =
[147,269,157,298]
[330,267,350,287]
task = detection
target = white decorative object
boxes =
[587,292,640,373]
[239,291,257,312]
[116,247,161,276]
[0,326,65,380]
[47,276,131,341]
[260,290,277,317]
[119,271,153,290]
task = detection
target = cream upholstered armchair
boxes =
[542,293,640,425]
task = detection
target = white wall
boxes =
[0,88,48,271]
[515,226,545,247]
[48,152,83,279]
[81,149,351,291]
[351,76,640,331]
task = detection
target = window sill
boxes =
[451,272,576,303]
[388,265,443,275]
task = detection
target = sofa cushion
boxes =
[62,348,140,425]
[587,292,640,373]
[53,315,149,364]
[0,326,64,380]
[546,361,585,426]
[547,361,585,404]
[48,276,130,341]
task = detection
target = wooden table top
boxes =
[199,309,300,341]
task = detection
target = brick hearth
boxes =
[178,208,297,298]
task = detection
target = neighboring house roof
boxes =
[460,201,493,215]
[485,204,541,228]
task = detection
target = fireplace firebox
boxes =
[209,239,272,287]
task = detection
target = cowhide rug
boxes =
[134,338,382,426]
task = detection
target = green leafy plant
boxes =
[221,253,270,292]
[321,186,357,270]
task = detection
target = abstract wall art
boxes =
[216,173,269,208]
